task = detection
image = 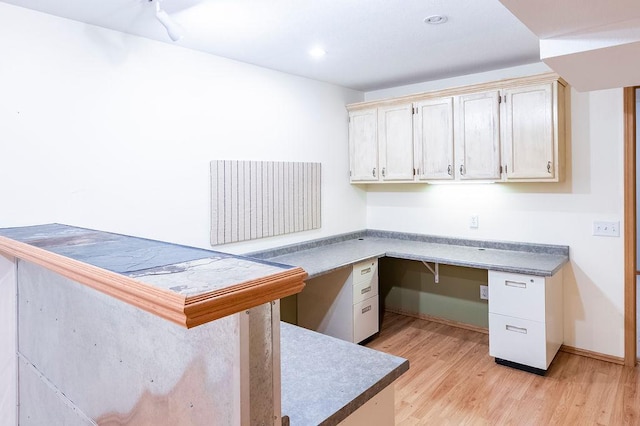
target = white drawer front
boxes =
[353,259,378,287]
[489,313,548,370]
[488,271,545,321]
[353,277,379,305]
[353,296,379,343]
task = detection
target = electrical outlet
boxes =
[480,285,489,300]
[470,215,479,229]
[593,221,620,237]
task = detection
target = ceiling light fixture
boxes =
[309,47,327,59]
[424,15,448,25]
[150,0,184,42]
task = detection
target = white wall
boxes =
[365,65,626,357]
[0,3,366,254]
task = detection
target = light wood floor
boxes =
[366,312,640,425]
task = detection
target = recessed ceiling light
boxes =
[424,15,448,25]
[309,47,327,58]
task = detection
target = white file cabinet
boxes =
[488,270,563,374]
[298,258,379,343]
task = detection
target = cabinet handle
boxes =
[459,164,465,176]
[447,165,452,176]
[372,167,376,177]
[360,267,372,275]
[506,324,528,334]
[361,286,372,294]
[505,280,527,289]
[547,161,552,173]
[362,305,372,314]
[382,167,386,177]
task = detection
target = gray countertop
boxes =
[252,231,569,278]
[280,322,408,425]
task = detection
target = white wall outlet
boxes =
[593,221,620,237]
[469,215,479,229]
[480,285,489,300]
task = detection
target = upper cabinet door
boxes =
[502,83,555,180]
[456,91,501,180]
[349,108,378,182]
[414,97,454,180]
[378,103,415,181]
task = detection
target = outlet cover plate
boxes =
[480,285,489,300]
[593,221,620,237]
[470,215,479,229]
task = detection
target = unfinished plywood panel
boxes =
[249,302,279,425]
[0,254,17,426]
[211,161,321,245]
[17,260,249,425]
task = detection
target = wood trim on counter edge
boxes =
[0,236,307,329]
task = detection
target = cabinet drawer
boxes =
[353,296,379,343]
[488,271,545,321]
[489,313,547,370]
[353,278,378,305]
[353,259,378,287]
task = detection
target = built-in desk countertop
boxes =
[248,230,569,278]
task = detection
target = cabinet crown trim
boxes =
[347,72,566,111]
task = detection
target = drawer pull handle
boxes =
[361,286,372,294]
[506,325,527,334]
[360,267,372,275]
[362,305,372,314]
[505,280,527,289]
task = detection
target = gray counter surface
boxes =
[280,322,408,425]
[252,231,569,278]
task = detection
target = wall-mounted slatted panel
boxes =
[211,161,322,245]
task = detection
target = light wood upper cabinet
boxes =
[348,108,378,181]
[347,73,566,184]
[502,83,562,181]
[378,103,414,181]
[456,91,501,180]
[414,97,454,180]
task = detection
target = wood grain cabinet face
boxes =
[378,104,415,181]
[502,83,560,181]
[347,74,566,184]
[456,91,502,180]
[414,97,455,180]
[349,108,379,182]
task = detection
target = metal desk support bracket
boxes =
[422,261,439,284]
